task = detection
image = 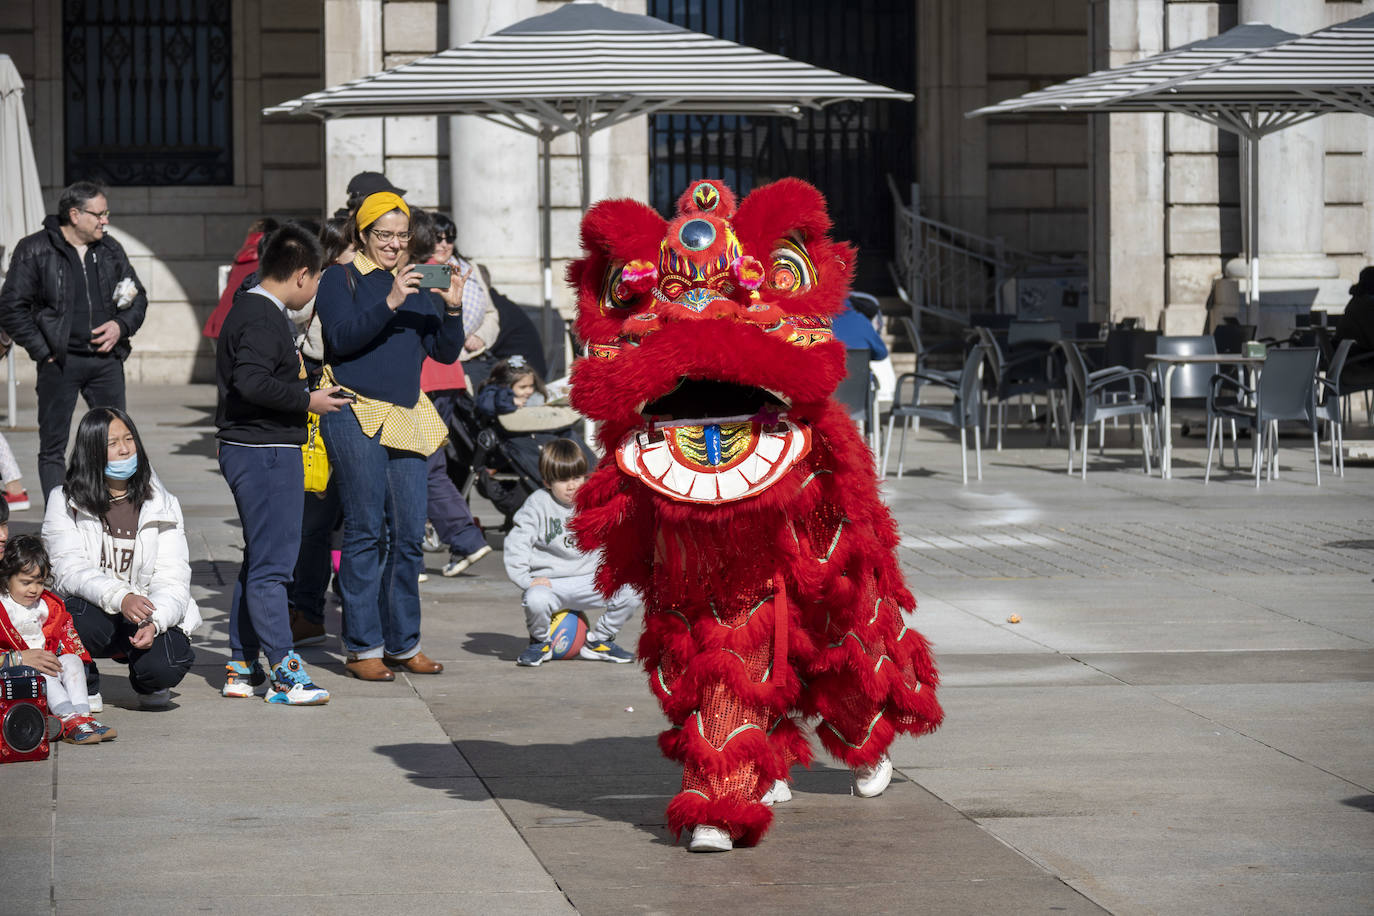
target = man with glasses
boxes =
[0,181,148,502]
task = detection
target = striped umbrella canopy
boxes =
[1124,12,1374,120]
[966,22,1321,318]
[266,0,910,317]
[967,23,1300,125]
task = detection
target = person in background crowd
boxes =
[43,408,200,711]
[336,171,407,221]
[0,181,149,502]
[314,191,467,682]
[0,432,30,511]
[1335,265,1374,387]
[215,224,350,705]
[202,217,279,339]
[431,212,500,386]
[409,212,492,579]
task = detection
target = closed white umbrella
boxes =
[0,54,43,426]
[265,0,911,332]
[0,54,44,275]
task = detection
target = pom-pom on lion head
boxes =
[568,178,856,504]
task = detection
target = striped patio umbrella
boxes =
[1128,12,1374,119]
[967,23,1302,317]
[265,0,911,320]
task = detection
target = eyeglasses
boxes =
[368,228,411,243]
[438,234,455,244]
[81,209,111,220]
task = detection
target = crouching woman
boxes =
[42,407,200,708]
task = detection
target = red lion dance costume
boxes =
[569,178,942,852]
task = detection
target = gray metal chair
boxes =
[1205,347,1321,487]
[1313,338,1353,476]
[882,342,986,484]
[834,348,878,455]
[1059,341,1156,478]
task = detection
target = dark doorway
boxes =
[647,0,916,293]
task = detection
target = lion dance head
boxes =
[569,178,854,504]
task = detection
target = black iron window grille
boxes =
[63,0,233,186]
[647,0,915,291]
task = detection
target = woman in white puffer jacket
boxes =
[42,408,200,709]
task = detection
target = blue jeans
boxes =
[218,443,303,668]
[319,406,427,658]
[427,391,487,558]
[288,482,340,624]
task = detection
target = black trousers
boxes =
[37,353,126,499]
[66,595,193,696]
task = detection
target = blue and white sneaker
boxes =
[222,660,268,698]
[579,639,634,663]
[264,651,330,706]
[516,640,553,667]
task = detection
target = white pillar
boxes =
[324,0,384,216]
[1105,0,1167,329]
[449,1,541,306]
[1227,0,1343,333]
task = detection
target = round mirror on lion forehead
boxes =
[678,219,717,252]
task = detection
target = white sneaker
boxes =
[87,692,103,713]
[138,688,171,708]
[853,755,893,797]
[689,825,733,853]
[761,779,792,806]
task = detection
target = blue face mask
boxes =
[105,453,138,480]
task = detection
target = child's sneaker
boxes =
[761,779,792,806]
[87,718,116,741]
[222,660,268,698]
[516,640,553,667]
[579,639,634,663]
[87,692,103,713]
[60,715,103,745]
[5,489,31,512]
[264,651,330,706]
[443,544,492,577]
[689,825,733,853]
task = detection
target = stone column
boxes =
[917,0,987,235]
[1228,0,1342,333]
[449,0,541,306]
[1104,0,1167,328]
[324,0,384,215]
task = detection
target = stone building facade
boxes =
[2,0,1370,382]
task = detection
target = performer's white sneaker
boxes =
[853,755,893,797]
[760,779,792,806]
[689,825,733,852]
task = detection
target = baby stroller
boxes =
[441,392,592,527]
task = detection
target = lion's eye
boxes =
[768,244,813,293]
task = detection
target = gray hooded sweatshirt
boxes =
[503,488,597,589]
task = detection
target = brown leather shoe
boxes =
[383,651,443,674]
[344,656,395,681]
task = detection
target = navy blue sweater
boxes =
[315,262,465,405]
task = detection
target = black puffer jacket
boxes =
[0,215,148,364]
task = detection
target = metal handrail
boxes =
[887,175,1049,326]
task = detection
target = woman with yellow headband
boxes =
[314,190,468,682]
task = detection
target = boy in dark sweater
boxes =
[215,223,351,705]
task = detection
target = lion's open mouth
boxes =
[638,378,789,424]
[619,378,809,504]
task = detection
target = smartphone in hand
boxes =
[412,264,453,289]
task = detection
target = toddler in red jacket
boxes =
[0,535,113,744]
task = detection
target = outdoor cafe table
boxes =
[1146,352,1265,479]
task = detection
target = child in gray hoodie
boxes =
[505,439,637,666]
